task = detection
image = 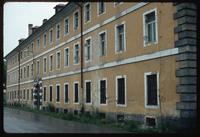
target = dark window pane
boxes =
[75,83,79,103]
[57,86,60,102]
[117,78,125,104]
[65,84,68,103]
[86,82,91,103]
[100,80,106,104]
[147,74,157,105]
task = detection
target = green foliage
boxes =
[47,103,55,112]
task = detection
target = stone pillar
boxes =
[173,2,197,129]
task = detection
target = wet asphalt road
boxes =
[4,107,128,133]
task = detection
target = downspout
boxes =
[18,50,20,104]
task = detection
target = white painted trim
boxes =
[97,2,106,16]
[99,78,107,106]
[84,2,91,24]
[98,30,107,57]
[73,10,79,31]
[116,75,127,107]
[64,17,69,36]
[49,28,53,45]
[73,42,80,65]
[85,80,92,105]
[7,48,178,88]
[56,50,61,70]
[43,57,47,74]
[143,8,158,47]
[64,82,69,104]
[84,36,92,63]
[49,85,53,102]
[73,81,79,104]
[144,72,160,109]
[115,21,126,54]
[7,2,148,73]
[64,47,70,68]
[56,84,61,103]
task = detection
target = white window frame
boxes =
[43,57,47,74]
[49,85,53,102]
[73,42,80,65]
[99,78,107,106]
[64,82,69,104]
[144,72,160,109]
[56,23,61,41]
[43,33,47,48]
[49,54,54,72]
[143,8,158,47]
[115,21,126,54]
[64,47,70,68]
[64,17,69,36]
[97,2,106,16]
[84,2,91,24]
[84,36,92,63]
[73,10,79,31]
[56,84,61,103]
[85,80,92,105]
[98,30,107,57]
[116,75,127,107]
[43,86,47,102]
[73,81,79,104]
[56,51,61,70]
[49,28,53,45]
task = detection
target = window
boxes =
[99,31,107,56]
[84,3,91,23]
[49,29,53,44]
[85,37,92,62]
[116,75,126,106]
[74,44,79,64]
[43,57,47,73]
[37,60,40,74]
[27,65,29,77]
[64,83,69,103]
[85,80,91,104]
[56,24,60,40]
[24,67,26,78]
[100,79,107,104]
[115,23,126,53]
[27,89,29,100]
[144,72,159,108]
[56,51,61,69]
[145,117,157,127]
[74,11,79,30]
[64,48,69,67]
[64,18,69,35]
[43,33,47,47]
[20,69,22,79]
[143,9,157,46]
[49,55,53,71]
[56,84,60,103]
[98,2,105,15]
[43,87,46,102]
[49,85,53,102]
[31,63,33,76]
[74,82,79,103]
[23,89,26,99]
[31,89,33,101]
[37,38,40,47]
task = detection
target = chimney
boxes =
[53,4,65,14]
[28,24,33,36]
[32,26,39,33]
[18,38,25,44]
[43,19,48,24]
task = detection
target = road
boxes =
[4,107,128,133]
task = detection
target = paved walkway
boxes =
[4,107,129,133]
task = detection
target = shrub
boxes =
[47,103,55,112]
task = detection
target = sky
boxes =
[3,2,68,57]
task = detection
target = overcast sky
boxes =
[3,2,68,57]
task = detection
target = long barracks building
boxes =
[5,2,197,128]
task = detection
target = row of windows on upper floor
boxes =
[8,8,157,76]
[8,72,159,108]
[8,2,124,66]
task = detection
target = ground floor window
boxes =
[74,82,79,103]
[49,86,53,102]
[116,75,126,105]
[43,87,46,102]
[100,79,107,104]
[144,72,159,108]
[85,81,91,104]
[56,85,60,102]
[64,83,69,103]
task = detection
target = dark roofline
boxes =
[5,2,72,59]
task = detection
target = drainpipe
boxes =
[18,49,20,104]
[76,2,84,114]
